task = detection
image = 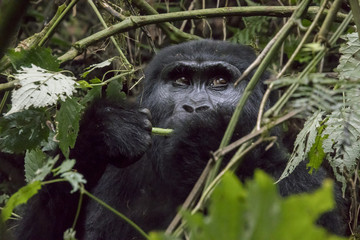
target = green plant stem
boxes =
[58,5,337,63]
[72,189,84,230]
[169,109,301,236]
[38,0,80,47]
[317,0,343,43]
[349,0,360,39]
[277,0,329,77]
[205,0,312,191]
[87,0,132,69]
[131,0,200,42]
[82,188,149,240]
[152,127,173,136]
[42,178,67,185]
[264,11,353,118]
[0,1,78,73]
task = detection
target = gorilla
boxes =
[16,40,347,239]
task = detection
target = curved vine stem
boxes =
[82,188,149,240]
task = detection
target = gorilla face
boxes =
[155,60,243,127]
[142,40,265,129]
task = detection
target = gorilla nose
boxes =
[182,105,210,113]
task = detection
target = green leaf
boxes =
[1,181,41,223]
[273,180,343,240]
[0,109,49,153]
[106,78,126,102]
[7,47,60,71]
[307,124,328,173]
[336,32,360,81]
[180,171,346,240]
[24,148,47,183]
[81,57,117,79]
[31,155,59,182]
[322,108,360,193]
[6,65,77,115]
[244,170,281,240]
[60,172,86,193]
[63,228,78,240]
[278,111,324,182]
[56,98,84,158]
[80,86,102,105]
[183,172,247,240]
[53,159,76,176]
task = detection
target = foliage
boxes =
[6,65,77,115]
[0,0,358,239]
[150,171,345,240]
[0,109,49,153]
[0,181,41,223]
[277,33,360,194]
[56,98,84,158]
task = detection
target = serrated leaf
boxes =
[61,172,86,193]
[277,111,324,182]
[7,47,60,71]
[106,79,125,101]
[1,181,41,223]
[181,171,345,240]
[81,57,117,79]
[0,109,49,153]
[322,108,360,193]
[307,125,327,173]
[336,33,360,81]
[53,159,76,176]
[80,86,102,105]
[273,180,343,240]
[24,148,47,183]
[56,98,84,158]
[31,155,59,182]
[6,65,77,115]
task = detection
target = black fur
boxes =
[16,40,347,240]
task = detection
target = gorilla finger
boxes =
[144,119,153,132]
[139,108,152,120]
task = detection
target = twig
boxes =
[349,0,360,39]
[277,0,329,77]
[58,5,333,64]
[131,0,200,43]
[88,0,132,69]
[317,0,343,44]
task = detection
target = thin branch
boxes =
[58,5,337,63]
[317,0,343,44]
[131,0,200,43]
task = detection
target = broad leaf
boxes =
[6,65,77,115]
[7,47,60,71]
[0,109,49,153]
[56,98,84,158]
[24,148,47,183]
[277,111,324,182]
[1,181,41,223]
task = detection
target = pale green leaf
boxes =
[56,98,84,158]
[1,181,41,223]
[24,148,47,183]
[6,65,77,115]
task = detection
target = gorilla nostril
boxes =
[183,105,194,113]
[195,106,210,113]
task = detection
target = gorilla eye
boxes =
[174,76,191,86]
[211,77,228,87]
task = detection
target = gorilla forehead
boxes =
[144,40,257,83]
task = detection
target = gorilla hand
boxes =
[73,100,152,168]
